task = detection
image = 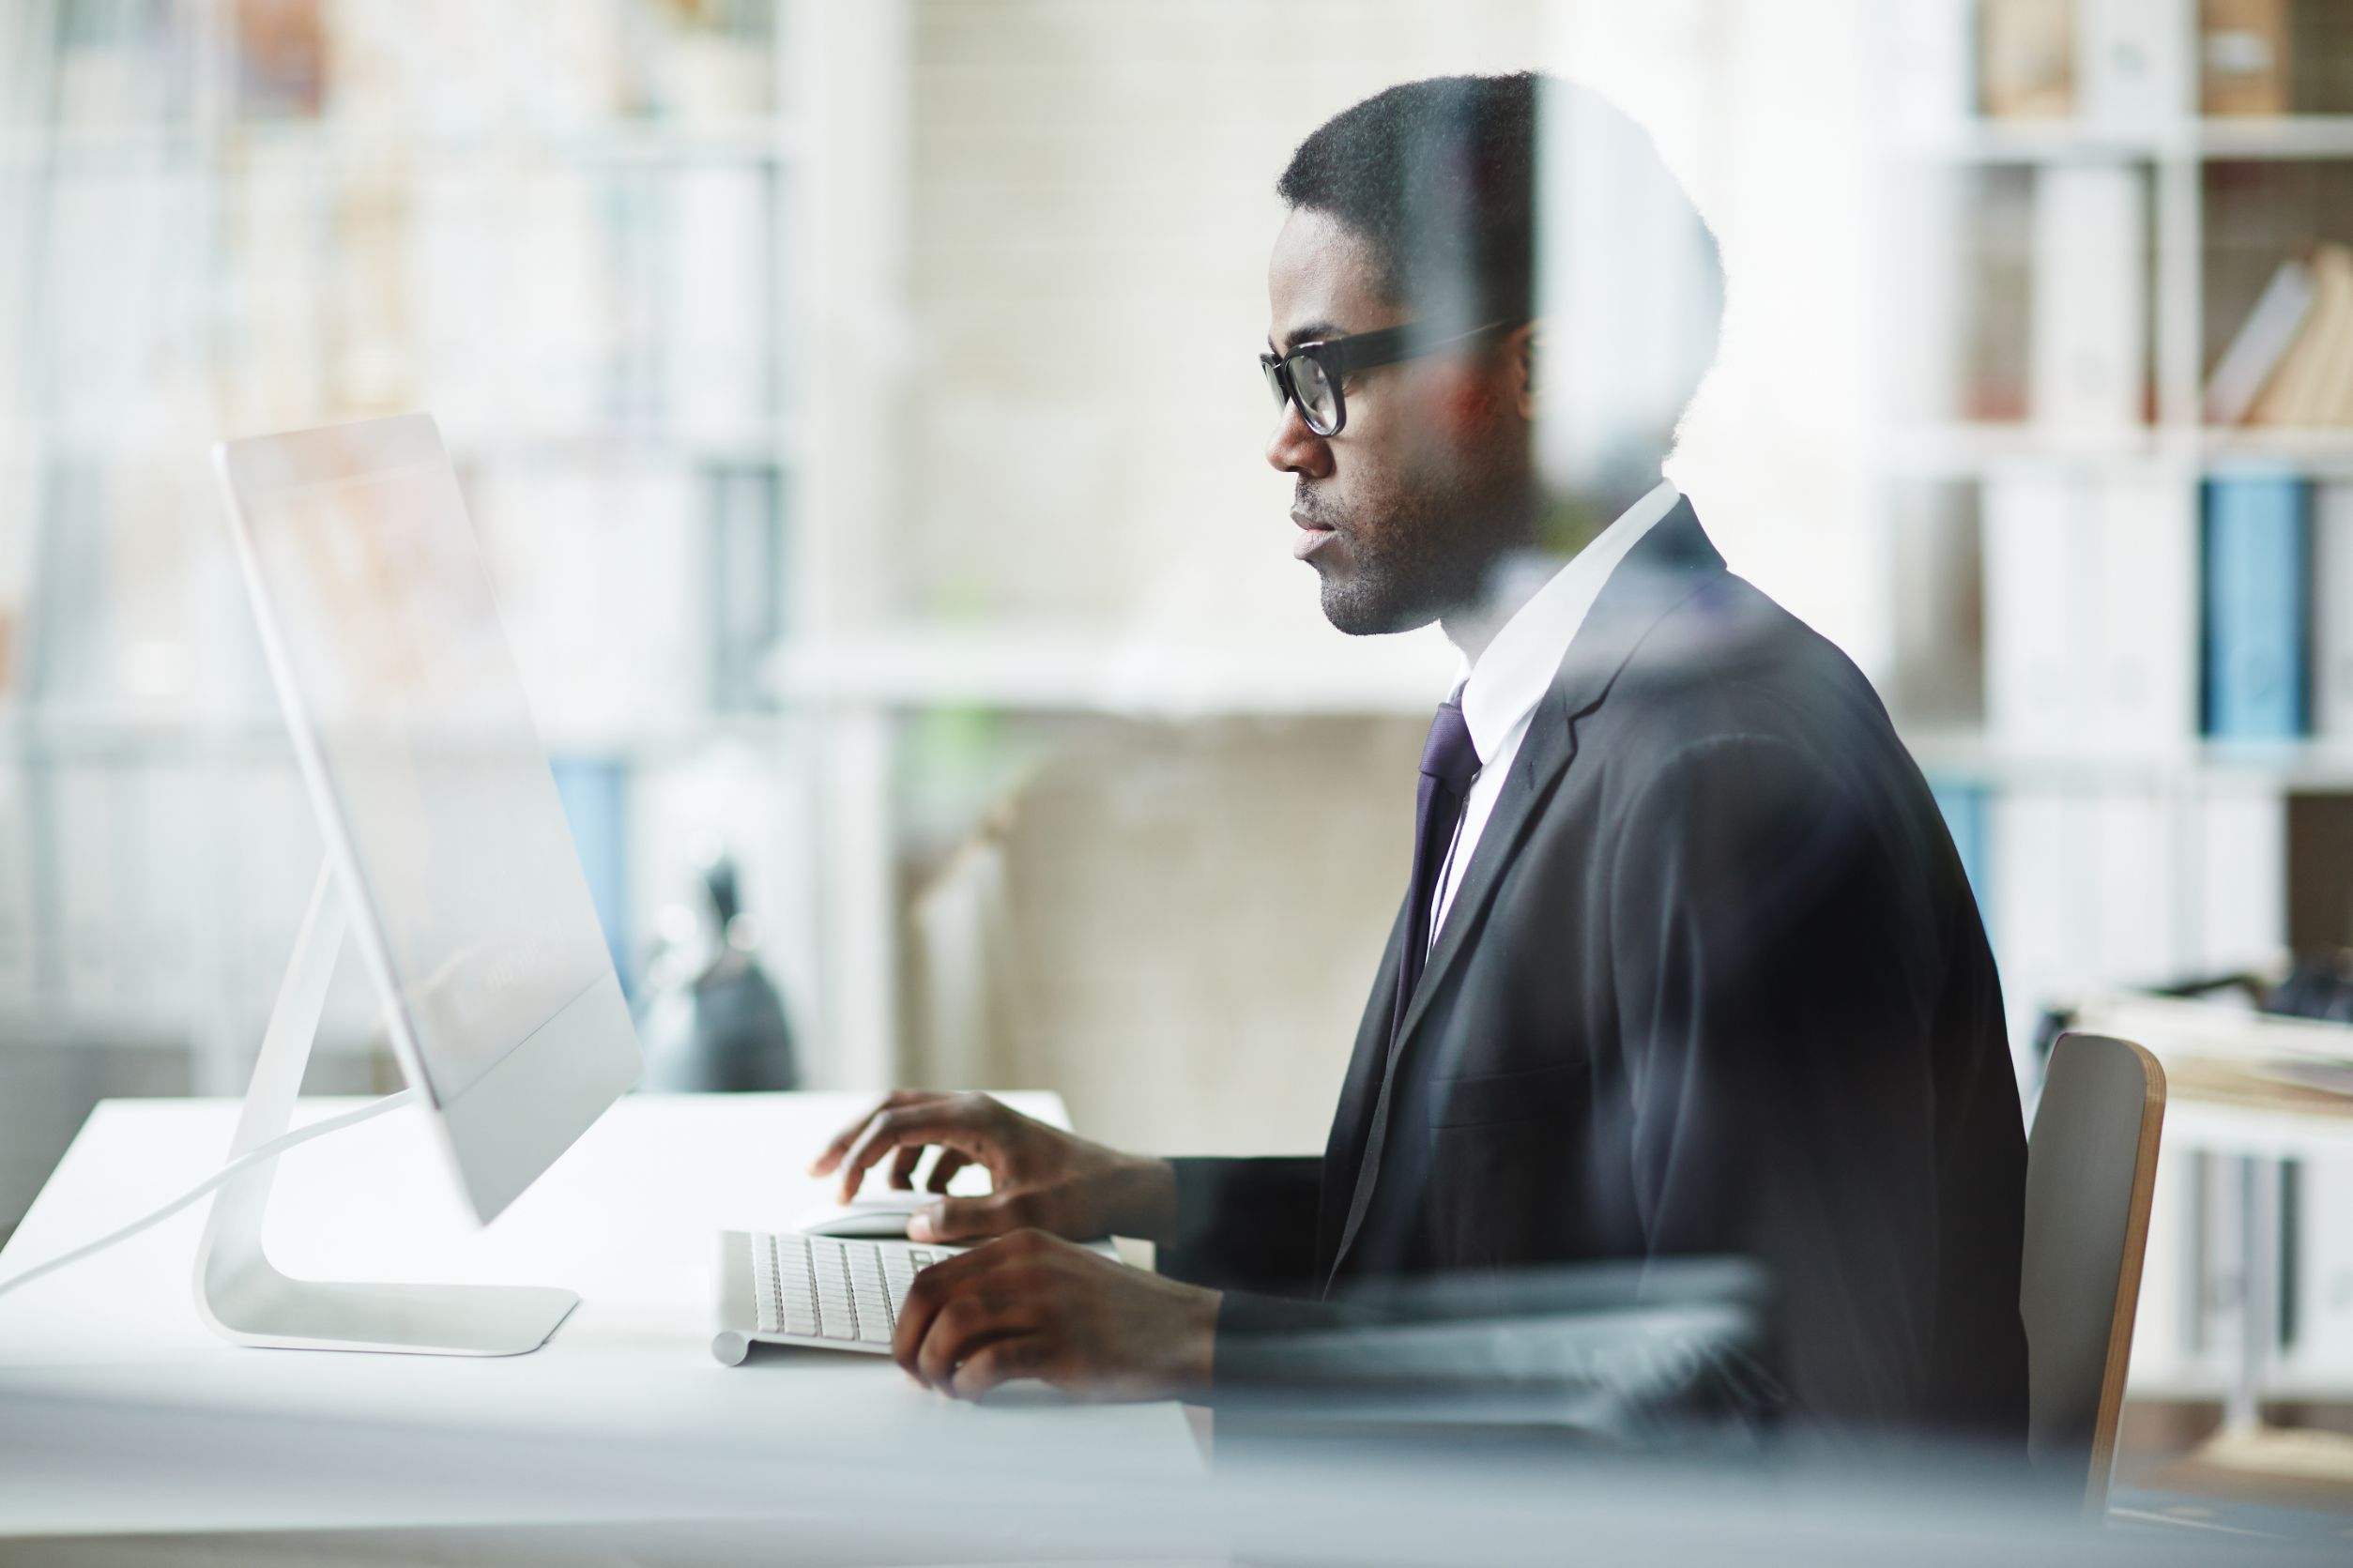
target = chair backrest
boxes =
[2020,1031,2166,1515]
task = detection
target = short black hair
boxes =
[1277,72,1544,327]
[1277,73,1724,442]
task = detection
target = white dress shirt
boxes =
[1429,480,1683,946]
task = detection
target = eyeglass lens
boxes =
[1290,353,1338,434]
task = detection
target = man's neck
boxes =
[1439,480,1658,664]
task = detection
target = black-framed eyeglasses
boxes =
[1260,319,1514,437]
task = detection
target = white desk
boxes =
[5,1096,2283,1566]
[0,1092,1203,1542]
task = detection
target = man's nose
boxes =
[1265,399,1333,479]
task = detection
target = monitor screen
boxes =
[220,416,615,1107]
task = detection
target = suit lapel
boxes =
[1387,502,1721,1056]
[1315,892,1409,1271]
[1322,500,1725,1289]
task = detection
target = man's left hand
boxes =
[893,1229,1220,1401]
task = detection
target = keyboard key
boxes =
[752,1237,779,1332]
[780,1245,819,1335]
[852,1253,891,1342]
[743,1231,970,1347]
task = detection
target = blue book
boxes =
[2203,476,2311,739]
[549,756,633,998]
[1928,779,1991,916]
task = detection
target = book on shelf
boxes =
[221,145,328,433]
[1980,0,2197,128]
[49,0,197,125]
[2080,0,2193,130]
[1983,474,2092,747]
[2201,0,2292,116]
[326,169,415,412]
[473,463,704,734]
[2190,777,2290,974]
[654,3,776,127]
[1981,0,2076,118]
[45,164,204,436]
[1885,0,1976,139]
[2088,786,2182,991]
[2316,484,2353,740]
[319,0,774,132]
[513,0,627,130]
[407,168,500,432]
[1964,170,2037,421]
[232,0,326,120]
[1888,481,1982,722]
[25,462,221,723]
[1884,178,1970,421]
[327,0,503,137]
[511,170,617,429]
[707,464,784,713]
[2246,244,2353,429]
[2093,474,2200,750]
[1992,790,2194,1062]
[1990,470,2198,747]
[2204,251,2318,425]
[2202,474,2312,739]
[1991,787,2090,1076]
[2030,161,2148,429]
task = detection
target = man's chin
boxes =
[1316,571,1432,638]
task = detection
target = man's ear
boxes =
[1508,321,1541,420]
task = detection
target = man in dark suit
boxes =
[810,73,2028,1440]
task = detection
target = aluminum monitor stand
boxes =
[191,863,578,1356]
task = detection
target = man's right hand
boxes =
[807,1091,1179,1247]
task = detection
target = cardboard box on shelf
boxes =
[1981,0,2077,118]
[2202,0,2292,116]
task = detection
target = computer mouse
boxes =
[793,1194,934,1238]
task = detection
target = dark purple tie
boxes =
[1391,694,1481,1055]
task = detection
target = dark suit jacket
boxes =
[1161,501,2029,1440]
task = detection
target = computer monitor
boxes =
[198,413,641,1355]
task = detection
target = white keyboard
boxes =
[711,1229,955,1362]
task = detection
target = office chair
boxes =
[2020,1031,2167,1515]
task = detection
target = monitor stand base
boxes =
[191,862,578,1356]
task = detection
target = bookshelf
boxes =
[1872,0,2353,1401]
[0,0,826,1102]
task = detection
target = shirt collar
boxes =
[1455,480,1683,764]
